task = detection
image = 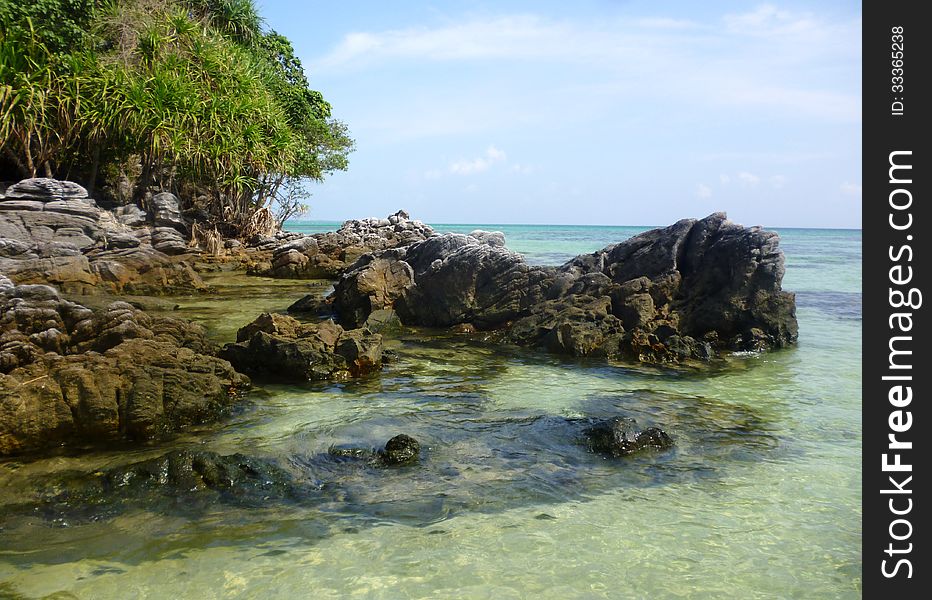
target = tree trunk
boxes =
[87,143,101,198]
[4,147,31,179]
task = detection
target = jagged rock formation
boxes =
[330,213,797,362]
[220,312,383,381]
[0,275,249,455]
[249,210,435,279]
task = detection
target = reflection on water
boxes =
[0,228,861,598]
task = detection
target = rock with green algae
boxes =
[0,275,249,456]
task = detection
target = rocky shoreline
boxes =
[1,177,797,458]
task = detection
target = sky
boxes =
[259,0,861,228]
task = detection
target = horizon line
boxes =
[285,218,862,231]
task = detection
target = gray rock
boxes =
[330,213,798,363]
[114,204,147,227]
[150,191,186,232]
[469,230,506,247]
[254,210,434,280]
[4,178,88,201]
[151,227,190,255]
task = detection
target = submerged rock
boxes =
[331,213,798,362]
[33,450,299,514]
[220,313,382,381]
[10,411,680,527]
[580,417,674,457]
[380,434,421,465]
[0,277,249,455]
[327,434,422,466]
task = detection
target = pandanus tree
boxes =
[0,0,353,237]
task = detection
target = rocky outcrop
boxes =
[250,210,434,279]
[0,178,205,294]
[220,312,383,381]
[330,253,414,328]
[0,275,249,455]
[331,213,797,362]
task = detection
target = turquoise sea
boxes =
[0,222,862,598]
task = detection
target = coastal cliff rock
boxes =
[250,210,434,279]
[220,312,383,381]
[0,178,205,294]
[0,275,250,455]
[331,213,797,362]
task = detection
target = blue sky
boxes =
[260,1,861,228]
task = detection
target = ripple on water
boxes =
[0,226,862,598]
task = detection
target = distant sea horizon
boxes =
[284,220,862,270]
[285,219,862,232]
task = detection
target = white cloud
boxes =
[737,172,761,186]
[697,183,713,199]
[720,174,731,184]
[770,175,787,188]
[510,163,537,175]
[438,145,508,176]
[485,146,507,162]
[840,182,862,196]
[311,10,860,123]
[449,145,508,175]
[313,16,570,69]
[724,4,817,36]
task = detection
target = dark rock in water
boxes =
[0,276,249,455]
[581,417,674,457]
[330,213,798,363]
[332,255,413,328]
[9,410,687,527]
[286,293,335,319]
[328,445,377,461]
[326,434,421,466]
[220,313,382,381]
[380,434,421,465]
[36,450,298,512]
[363,308,403,334]
[390,233,553,328]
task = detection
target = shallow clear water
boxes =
[0,224,861,598]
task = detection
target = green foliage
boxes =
[0,0,101,53]
[182,0,263,46]
[0,0,353,235]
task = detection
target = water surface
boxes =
[0,224,861,598]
